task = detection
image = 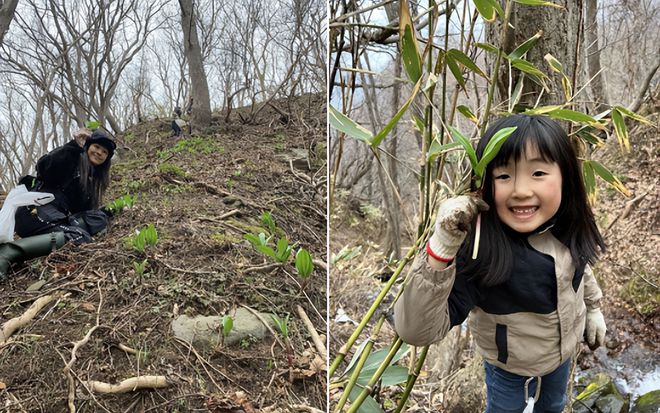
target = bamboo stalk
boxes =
[393,345,429,413]
[345,338,404,413]
[333,317,386,413]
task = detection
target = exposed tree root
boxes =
[296,305,326,359]
[87,376,171,394]
[0,294,57,344]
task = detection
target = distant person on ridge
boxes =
[14,129,116,244]
[172,106,187,137]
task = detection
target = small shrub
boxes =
[158,163,187,177]
[126,224,159,253]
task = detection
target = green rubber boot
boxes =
[0,232,65,280]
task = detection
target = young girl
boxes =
[14,129,116,244]
[394,114,607,413]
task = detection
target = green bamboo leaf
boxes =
[613,106,652,125]
[561,76,572,101]
[509,75,525,112]
[513,0,563,7]
[524,105,564,115]
[358,366,409,387]
[329,106,374,144]
[475,126,518,181]
[474,0,503,22]
[411,115,425,133]
[582,160,597,205]
[447,125,478,169]
[547,109,596,124]
[360,343,409,373]
[399,0,422,83]
[544,53,564,74]
[589,159,631,197]
[611,108,630,151]
[576,129,604,147]
[428,140,462,161]
[476,42,499,54]
[371,78,422,147]
[446,57,465,88]
[508,31,543,61]
[342,339,371,377]
[447,49,487,78]
[457,105,479,125]
[511,59,547,80]
[348,387,384,413]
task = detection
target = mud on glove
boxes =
[427,195,489,261]
[585,307,606,350]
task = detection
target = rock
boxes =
[26,280,46,292]
[631,390,660,413]
[574,373,628,413]
[595,393,627,413]
[171,308,274,350]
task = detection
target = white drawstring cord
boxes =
[522,376,542,413]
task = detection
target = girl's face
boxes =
[492,142,562,233]
[87,143,109,166]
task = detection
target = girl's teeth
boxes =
[513,207,536,214]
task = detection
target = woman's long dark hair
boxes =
[457,114,606,287]
[79,152,111,209]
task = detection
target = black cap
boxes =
[85,130,116,159]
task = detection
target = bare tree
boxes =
[585,0,608,113]
[0,0,18,45]
[179,0,212,128]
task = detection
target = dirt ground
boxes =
[0,94,327,412]
[328,115,659,410]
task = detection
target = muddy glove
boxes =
[427,195,489,261]
[585,307,606,350]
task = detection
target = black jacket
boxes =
[36,140,92,213]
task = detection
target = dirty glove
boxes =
[585,307,606,350]
[427,195,489,261]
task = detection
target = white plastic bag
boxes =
[0,185,55,242]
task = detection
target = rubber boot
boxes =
[0,232,65,280]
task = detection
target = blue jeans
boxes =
[484,359,571,413]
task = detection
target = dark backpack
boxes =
[17,175,43,191]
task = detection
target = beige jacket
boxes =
[394,230,602,377]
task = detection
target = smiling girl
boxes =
[14,129,116,244]
[394,114,607,413]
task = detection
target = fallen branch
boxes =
[291,405,325,413]
[605,188,650,233]
[244,262,283,274]
[296,305,327,359]
[0,294,57,344]
[87,376,171,394]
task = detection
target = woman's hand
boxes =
[585,307,606,350]
[427,195,489,262]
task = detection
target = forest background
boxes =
[329,0,659,412]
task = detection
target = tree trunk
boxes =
[487,0,580,108]
[584,0,608,113]
[179,0,212,128]
[0,0,18,45]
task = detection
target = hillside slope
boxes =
[0,93,327,412]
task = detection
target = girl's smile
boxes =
[493,143,562,233]
[87,143,109,166]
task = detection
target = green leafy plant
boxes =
[85,120,101,130]
[220,315,234,347]
[158,163,187,177]
[106,194,136,214]
[295,248,314,279]
[260,211,277,235]
[126,224,159,254]
[133,259,148,276]
[270,313,289,340]
[244,232,293,263]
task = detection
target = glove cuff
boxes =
[428,230,465,261]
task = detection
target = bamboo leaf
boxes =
[428,140,462,161]
[371,78,422,147]
[582,160,597,205]
[411,115,425,133]
[510,59,547,80]
[589,159,631,197]
[447,49,487,78]
[447,125,478,169]
[446,56,465,88]
[475,126,518,182]
[342,339,371,377]
[513,0,564,7]
[523,105,564,115]
[476,42,499,54]
[561,76,572,101]
[576,129,605,147]
[509,75,525,112]
[399,0,422,83]
[457,105,479,125]
[329,106,374,144]
[474,0,503,22]
[358,366,409,387]
[508,31,543,61]
[611,108,630,151]
[348,387,384,413]
[544,53,564,73]
[546,109,596,124]
[361,343,409,373]
[613,105,652,125]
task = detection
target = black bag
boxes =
[17,175,43,191]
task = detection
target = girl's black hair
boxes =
[457,114,606,287]
[79,152,111,209]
